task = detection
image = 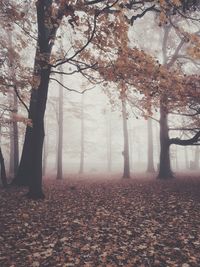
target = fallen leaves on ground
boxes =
[0,174,200,267]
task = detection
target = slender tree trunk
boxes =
[146,118,155,173]
[79,94,84,174]
[13,88,19,176]
[194,146,200,170]
[184,147,189,169]
[12,1,60,199]
[56,69,64,180]
[106,108,112,172]
[157,101,173,179]
[122,99,130,178]
[9,93,19,178]
[0,147,8,188]
[8,25,19,178]
[9,122,14,177]
[129,129,133,171]
[175,146,179,171]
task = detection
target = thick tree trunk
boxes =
[146,118,155,173]
[56,70,63,180]
[79,94,84,174]
[122,99,130,178]
[42,119,48,176]
[157,101,173,179]
[0,147,8,188]
[12,1,59,199]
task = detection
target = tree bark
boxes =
[122,99,130,178]
[79,94,84,174]
[146,118,155,173]
[42,118,48,176]
[157,101,173,179]
[0,147,8,188]
[12,1,60,199]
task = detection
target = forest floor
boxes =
[0,174,200,267]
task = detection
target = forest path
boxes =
[0,175,200,266]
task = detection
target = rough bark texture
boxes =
[13,1,60,198]
[147,118,155,173]
[0,147,8,188]
[122,99,130,178]
[157,101,173,179]
[42,119,48,176]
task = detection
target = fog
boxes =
[40,82,197,177]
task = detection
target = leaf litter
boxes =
[0,175,200,266]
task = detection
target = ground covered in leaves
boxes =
[0,174,200,267]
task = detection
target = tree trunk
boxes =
[42,118,48,176]
[184,147,189,169]
[12,1,60,199]
[13,89,19,176]
[8,25,19,178]
[0,147,8,188]
[9,91,19,178]
[9,122,14,177]
[146,118,155,173]
[56,68,64,180]
[122,99,130,178]
[106,108,112,172]
[157,101,173,179]
[129,128,133,171]
[194,146,200,170]
[79,94,84,174]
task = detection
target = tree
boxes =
[79,94,85,174]
[157,23,200,179]
[194,146,200,170]
[10,0,120,199]
[146,118,155,173]
[121,95,130,178]
[56,67,64,180]
[1,0,199,198]
[0,147,7,188]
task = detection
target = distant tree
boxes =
[157,24,200,179]
[194,146,200,170]
[79,94,85,174]
[121,93,130,178]
[56,67,64,180]
[146,118,155,173]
